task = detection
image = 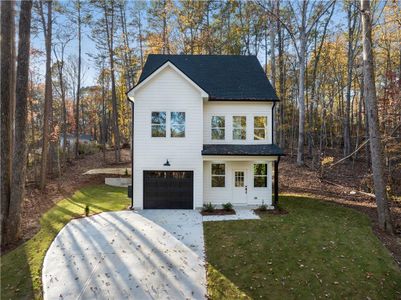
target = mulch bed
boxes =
[201,209,236,216]
[254,208,288,215]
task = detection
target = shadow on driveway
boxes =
[42,210,206,299]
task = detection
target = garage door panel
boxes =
[143,171,193,209]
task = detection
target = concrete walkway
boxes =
[42,210,206,300]
[202,208,260,222]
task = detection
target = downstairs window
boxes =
[254,164,267,187]
[211,163,225,187]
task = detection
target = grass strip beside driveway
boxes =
[1,185,130,299]
[204,195,401,299]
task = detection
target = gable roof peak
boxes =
[134,54,279,102]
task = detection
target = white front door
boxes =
[233,170,247,204]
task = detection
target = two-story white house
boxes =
[127,54,283,210]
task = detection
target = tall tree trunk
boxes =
[54,47,67,166]
[297,27,306,165]
[0,0,15,246]
[49,43,68,176]
[277,8,285,148]
[75,0,82,158]
[119,1,134,88]
[361,0,393,233]
[101,65,107,161]
[39,0,52,190]
[269,0,277,144]
[344,1,357,158]
[6,0,33,243]
[28,75,38,180]
[10,2,16,154]
[138,10,144,68]
[162,0,167,54]
[355,76,363,160]
[104,1,121,162]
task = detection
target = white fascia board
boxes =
[202,156,278,162]
[127,61,209,102]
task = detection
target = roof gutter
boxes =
[272,102,276,144]
[127,95,134,210]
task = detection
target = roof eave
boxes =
[201,153,285,156]
[208,97,280,102]
[126,60,209,102]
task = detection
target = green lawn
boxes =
[0,185,130,300]
[204,196,401,300]
[2,190,400,300]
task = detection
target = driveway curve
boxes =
[42,210,206,299]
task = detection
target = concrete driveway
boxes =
[42,210,206,300]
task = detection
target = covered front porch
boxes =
[202,144,283,208]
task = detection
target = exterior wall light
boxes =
[163,159,170,166]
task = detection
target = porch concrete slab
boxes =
[43,210,206,300]
[202,208,260,222]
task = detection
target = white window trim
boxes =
[232,116,247,140]
[170,111,186,138]
[211,116,225,140]
[254,116,268,140]
[253,163,268,188]
[211,163,225,188]
[151,111,167,138]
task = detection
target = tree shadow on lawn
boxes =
[0,185,130,299]
[204,195,401,299]
[207,263,251,300]
[1,243,34,299]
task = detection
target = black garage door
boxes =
[143,171,193,209]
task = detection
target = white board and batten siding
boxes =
[132,65,204,209]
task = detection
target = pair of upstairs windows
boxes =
[211,116,246,140]
[151,112,185,138]
[211,116,268,140]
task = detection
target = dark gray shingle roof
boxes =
[136,54,279,101]
[202,144,284,156]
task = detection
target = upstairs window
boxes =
[254,164,267,187]
[233,116,246,140]
[211,163,225,187]
[254,116,267,140]
[211,116,225,140]
[151,112,166,137]
[171,112,185,137]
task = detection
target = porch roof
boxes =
[202,144,284,156]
